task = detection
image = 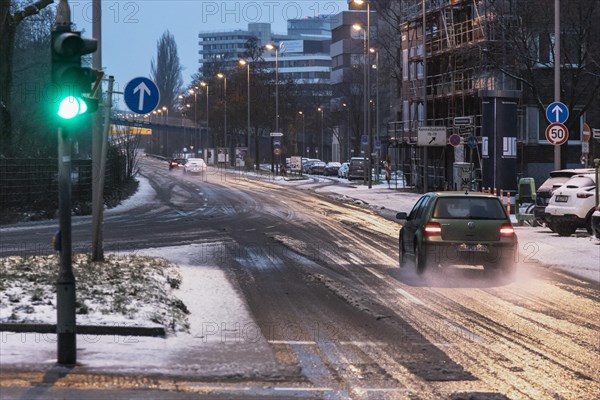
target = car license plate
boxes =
[555,195,569,202]
[457,243,489,252]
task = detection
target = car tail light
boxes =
[500,224,515,237]
[423,222,442,236]
[577,192,593,199]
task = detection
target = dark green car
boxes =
[396,192,517,275]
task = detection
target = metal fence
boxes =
[1,156,128,215]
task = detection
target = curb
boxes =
[0,323,165,337]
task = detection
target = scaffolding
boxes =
[388,0,506,190]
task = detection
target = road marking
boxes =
[365,267,385,279]
[365,267,424,305]
[268,340,316,345]
[339,341,386,347]
[274,387,335,392]
[394,287,424,305]
[245,228,257,232]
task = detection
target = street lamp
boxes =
[353,22,369,185]
[370,47,380,170]
[354,0,372,188]
[217,73,227,165]
[318,107,324,161]
[266,43,279,173]
[343,103,351,161]
[239,59,250,149]
[189,87,198,152]
[299,111,305,157]
[200,81,208,154]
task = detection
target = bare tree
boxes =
[0,0,54,153]
[150,30,183,113]
[488,0,600,128]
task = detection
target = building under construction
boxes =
[388,0,523,192]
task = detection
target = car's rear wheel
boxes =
[399,235,408,267]
[554,221,576,236]
[414,244,426,275]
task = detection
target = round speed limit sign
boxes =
[545,122,569,145]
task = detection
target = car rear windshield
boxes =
[433,197,507,220]
[350,159,365,166]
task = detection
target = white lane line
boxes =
[365,267,385,280]
[394,287,424,305]
[268,340,317,345]
[339,341,386,347]
[365,267,424,305]
[245,228,257,232]
[274,387,335,392]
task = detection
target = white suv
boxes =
[545,174,597,236]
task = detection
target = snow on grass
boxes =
[0,254,189,332]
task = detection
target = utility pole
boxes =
[52,0,99,365]
[91,0,103,261]
[554,0,561,170]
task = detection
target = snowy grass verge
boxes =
[0,254,189,332]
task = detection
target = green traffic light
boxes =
[57,96,80,119]
[57,96,88,119]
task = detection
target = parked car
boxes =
[308,161,326,175]
[183,158,207,174]
[545,174,597,236]
[169,158,187,170]
[533,168,594,228]
[324,162,341,176]
[591,205,600,239]
[348,157,367,181]
[337,162,349,179]
[302,159,321,174]
[396,192,517,275]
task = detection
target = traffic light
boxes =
[51,29,99,121]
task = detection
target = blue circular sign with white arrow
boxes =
[546,101,569,124]
[124,77,160,115]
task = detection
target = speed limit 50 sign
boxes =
[545,122,569,145]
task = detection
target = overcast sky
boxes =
[68,0,349,108]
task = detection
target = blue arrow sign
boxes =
[124,77,160,115]
[467,135,478,149]
[546,101,569,124]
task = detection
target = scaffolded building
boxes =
[389,0,521,191]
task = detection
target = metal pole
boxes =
[363,28,368,184]
[91,0,103,261]
[247,62,250,148]
[367,1,373,189]
[205,84,209,155]
[57,127,76,365]
[224,77,227,166]
[554,0,561,170]
[319,108,324,161]
[272,47,279,173]
[422,0,428,193]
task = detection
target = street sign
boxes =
[467,136,478,149]
[458,126,474,135]
[448,133,462,147]
[545,101,569,124]
[290,156,302,172]
[454,116,473,126]
[417,126,447,146]
[593,128,600,139]
[582,123,591,142]
[270,132,283,137]
[582,142,589,154]
[545,122,569,145]
[361,135,368,146]
[375,140,381,150]
[124,77,160,115]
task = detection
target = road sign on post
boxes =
[124,77,160,114]
[418,127,447,146]
[546,102,569,124]
[545,122,569,145]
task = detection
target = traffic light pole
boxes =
[57,127,76,365]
